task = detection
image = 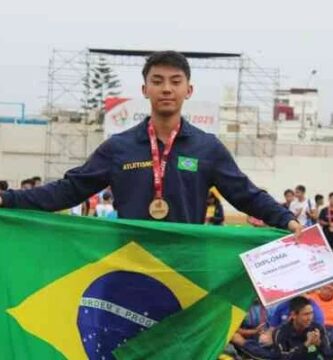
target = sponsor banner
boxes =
[104,97,219,138]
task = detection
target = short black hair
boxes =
[142,51,191,81]
[295,185,306,193]
[284,189,294,196]
[0,181,8,191]
[290,296,311,314]
[20,178,34,187]
[31,176,42,187]
[102,191,112,201]
[315,194,324,203]
[32,176,42,182]
[329,192,333,198]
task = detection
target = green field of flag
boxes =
[0,209,287,360]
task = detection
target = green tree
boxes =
[83,56,121,124]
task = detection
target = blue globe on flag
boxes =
[77,270,182,359]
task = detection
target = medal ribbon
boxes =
[148,120,180,199]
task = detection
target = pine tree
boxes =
[83,56,121,124]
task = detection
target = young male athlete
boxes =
[0,51,301,235]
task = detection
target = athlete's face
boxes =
[285,192,294,204]
[329,195,333,207]
[291,305,314,330]
[319,285,333,301]
[295,189,305,201]
[142,65,193,117]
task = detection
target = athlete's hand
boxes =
[288,220,302,241]
[0,195,2,207]
[305,330,319,347]
[312,329,321,346]
[255,323,266,335]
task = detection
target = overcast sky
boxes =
[0,0,332,123]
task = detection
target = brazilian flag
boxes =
[0,209,287,360]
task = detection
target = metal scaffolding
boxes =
[44,48,279,181]
[44,49,92,182]
[234,56,279,171]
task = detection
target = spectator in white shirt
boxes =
[289,185,316,227]
[95,191,115,218]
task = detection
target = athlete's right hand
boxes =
[0,196,3,207]
[305,330,319,347]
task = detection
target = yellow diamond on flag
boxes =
[7,241,207,360]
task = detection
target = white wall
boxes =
[0,122,103,187]
[236,155,332,206]
[0,123,46,187]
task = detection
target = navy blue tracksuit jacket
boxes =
[1,118,294,227]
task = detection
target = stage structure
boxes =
[44,48,279,181]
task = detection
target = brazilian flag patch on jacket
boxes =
[177,156,198,172]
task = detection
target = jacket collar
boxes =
[136,117,193,143]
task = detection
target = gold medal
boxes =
[149,199,169,220]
